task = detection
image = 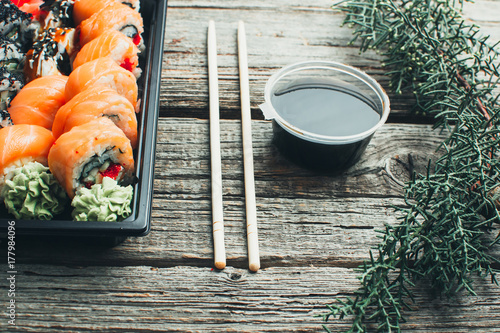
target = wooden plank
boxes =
[162,0,500,120]
[162,0,394,119]
[2,2,500,331]
[11,264,500,332]
[11,118,497,267]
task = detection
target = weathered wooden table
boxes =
[3,0,500,332]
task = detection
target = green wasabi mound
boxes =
[71,177,133,222]
[2,162,68,220]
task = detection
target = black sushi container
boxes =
[0,0,168,238]
[259,61,390,173]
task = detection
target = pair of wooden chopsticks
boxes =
[208,20,260,272]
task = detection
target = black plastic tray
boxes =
[0,0,167,237]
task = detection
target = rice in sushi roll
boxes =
[40,0,76,30]
[72,29,140,77]
[24,26,77,81]
[77,1,144,49]
[0,67,24,110]
[0,110,13,128]
[52,85,138,148]
[48,117,135,198]
[122,0,140,11]
[65,56,139,110]
[0,36,25,71]
[0,0,35,49]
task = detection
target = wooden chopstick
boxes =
[208,20,226,270]
[238,20,260,272]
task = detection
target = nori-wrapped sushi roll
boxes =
[0,0,34,48]
[0,36,25,71]
[0,67,24,111]
[24,26,76,81]
[0,109,13,128]
[40,0,75,29]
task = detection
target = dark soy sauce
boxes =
[271,86,381,137]
[270,85,382,173]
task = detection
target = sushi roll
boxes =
[73,0,115,26]
[73,0,140,26]
[8,74,68,129]
[0,123,67,219]
[52,86,138,148]
[72,30,140,77]
[0,67,24,111]
[122,0,140,11]
[65,56,139,110]
[0,110,13,128]
[77,1,144,48]
[0,0,34,47]
[48,117,135,198]
[24,27,77,81]
[0,124,54,189]
[0,36,25,71]
[40,0,75,30]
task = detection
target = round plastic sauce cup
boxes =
[259,61,390,173]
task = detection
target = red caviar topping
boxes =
[132,34,141,46]
[120,58,134,72]
[100,163,123,180]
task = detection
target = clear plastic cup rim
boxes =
[259,61,391,145]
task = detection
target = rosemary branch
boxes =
[320,0,500,332]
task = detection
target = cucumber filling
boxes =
[80,158,124,189]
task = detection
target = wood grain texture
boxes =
[2,1,500,332]
[10,118,498,269]
[9,264,500,332]
[162,0,500,120]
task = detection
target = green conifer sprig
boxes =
[320,0,500,332]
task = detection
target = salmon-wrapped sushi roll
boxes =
[122,0,140,11]
[48,117,135,198]
[73,0,141,26]
[72,30,140,77]
[73,0,115,26]
[8,75,68,129]
[65,57,138,110]
[53,86,138,148]
[78,2,144,48]
[0,124,55,188]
